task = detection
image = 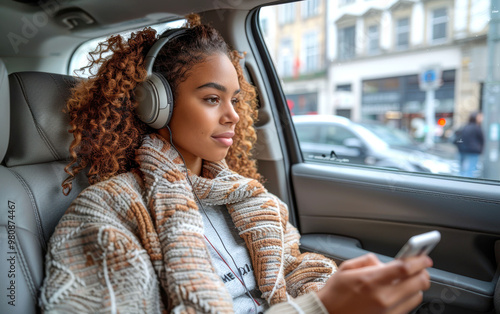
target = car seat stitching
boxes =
[15,235,38,305]
[7,167,47,252]
[13,73,61,161]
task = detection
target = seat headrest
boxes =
[0,60,9,163]
[4,72,79,167]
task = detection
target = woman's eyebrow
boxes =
[197,82,226,92]
[197,82,240,95]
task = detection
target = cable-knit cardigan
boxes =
[40,134,336,313]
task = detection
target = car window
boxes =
[69,19,185,77]
[360,123,414,147]
[325,125,356,146]
[259,0,497,181]
[295,124,321,143]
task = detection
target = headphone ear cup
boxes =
[135,72,174,129]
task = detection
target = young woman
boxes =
[40,15,432,314]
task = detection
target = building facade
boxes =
[261,0,329,116]
[326,0,489,138]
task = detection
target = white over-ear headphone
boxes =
[135,28,188,129]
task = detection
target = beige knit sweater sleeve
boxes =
[39,174,166,313]
[267,292,329,314]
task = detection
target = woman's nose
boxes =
[222,101,240,125]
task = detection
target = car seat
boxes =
[0,69,89,313]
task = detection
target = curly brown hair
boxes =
[62,15,260,195]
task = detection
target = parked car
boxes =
[0,0,498,313]
[293,115,459,175]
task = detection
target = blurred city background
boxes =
[259,0,498,180]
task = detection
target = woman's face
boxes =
[164,53,240,172]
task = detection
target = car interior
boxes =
[0,0,499,313]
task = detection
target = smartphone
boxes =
[395,230,441,259]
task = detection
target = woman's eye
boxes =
[205,97,220,105]
[231,98,240,106]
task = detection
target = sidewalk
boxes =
[425,142,458,160]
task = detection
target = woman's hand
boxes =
[317,253,432,314]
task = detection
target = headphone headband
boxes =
[143,28,188,74]
[135,28,188,129]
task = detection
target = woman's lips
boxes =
[212,132,234,147]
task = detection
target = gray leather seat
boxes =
[0,71,88,313]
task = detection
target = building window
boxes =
[396,17,410,50]
[279,38,293,77]
[338,25,356,60]
[336,84,352,91]
[279,3,296,25]
[336,109,352,119]
[287,93,318,115]
[431,7,448,43]
[303,32,320,73]
[367,25,379,55]
[339,0,355,7]
[302,0,320,18]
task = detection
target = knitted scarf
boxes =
[137,134,336,313]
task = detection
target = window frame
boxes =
[337,25,356,60]
[366,24,380,55]
[279,2,296,25]
[278,37,294,77]
[302,31,320,73]
[429,6,448,44]
[254,2,496,184]
[68,19,186,77]
[395,17,410,50]
[339,0,356,8]
[301,0,320,19]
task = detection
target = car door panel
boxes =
[291,162,500,313]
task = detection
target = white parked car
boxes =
[293,114,458,175]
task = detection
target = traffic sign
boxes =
[419,65,442,91]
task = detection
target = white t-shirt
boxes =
[199,203,269,314]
